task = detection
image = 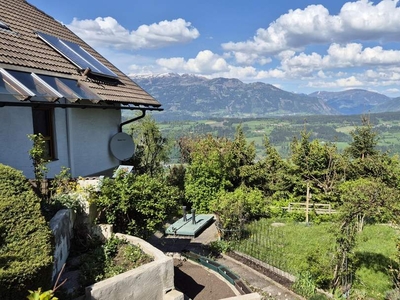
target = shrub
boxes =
[79,235,153,288]
[211,186,268,240]
[94,173,180,238]
[0,163,33,197]
[45,167,81,218]
[208,240,232,258]
[0,164,53,299]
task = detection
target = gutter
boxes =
[0,101,163,111]
[119,109,146,132]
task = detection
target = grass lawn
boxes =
[233,220,398,299]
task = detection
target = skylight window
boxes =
[0,69,35,100]
[0,20,10,31]
[37,74,102,103]
[36,31,118,79]
[6,70,62,102]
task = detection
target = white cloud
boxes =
[156,50,229,74]
[68,17,199,49]
[278,43,400,78]
[222,0,400,60]
[307,76,364,88]
[327,43,400,66]
[154,50,280,80]
[317,71,327,78]
[336,76,364,87]
[385,88,400,94]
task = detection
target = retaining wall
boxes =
[85,233,178,300]
[50,208,75,282]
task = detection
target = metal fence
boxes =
[232,219,289,272]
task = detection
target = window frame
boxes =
[32,107,56,160]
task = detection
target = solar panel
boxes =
[36,31,118,79]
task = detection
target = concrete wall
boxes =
[66,104,120,177]
[50,209,76,282]
[221,294,261,300]
[0,99,120,178]
[0,105,34,176]
[86,233,176,300]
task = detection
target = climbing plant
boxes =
[28,133,50,198]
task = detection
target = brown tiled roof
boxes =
[0,0,161,108]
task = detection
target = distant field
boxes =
[150,112,400,161]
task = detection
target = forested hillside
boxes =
[150,111,400,161]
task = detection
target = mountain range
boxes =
[131,73,400,121]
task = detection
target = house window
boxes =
[32,107,56,160]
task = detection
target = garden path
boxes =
[149,222,303,300]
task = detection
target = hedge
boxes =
[0,164,53,299]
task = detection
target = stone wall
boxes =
[50,209,75,282]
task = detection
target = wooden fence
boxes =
[285,202,337,214]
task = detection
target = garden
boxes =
[2,114,400,299]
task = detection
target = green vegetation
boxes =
[233,221,397,299]
[78,236,153,287]
[27,288,58,300]
[156,112,400,161]
[8,112,400,298]
[60,234,153,297]
[0,164,53,300]
[28,133,50,198]
[127,115,171,176]
[93,172,180,238]
[166,114,400,298]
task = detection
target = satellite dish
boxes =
[109,132,135,161]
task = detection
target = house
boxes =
[0,0,162,178]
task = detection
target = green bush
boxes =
[94,173,180,238]
[211,186,268,240]
[79,235,153,288]
[0,163,33,197]
[0,164,53,299]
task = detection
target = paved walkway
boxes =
[148,221,302,300]
[215,255,302,300]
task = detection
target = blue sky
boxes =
[29,0,400,96]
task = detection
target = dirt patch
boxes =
[173,259,237,300]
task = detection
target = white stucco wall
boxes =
[0,105,34,176]
[0,99,121,178]
[67,104,120,177]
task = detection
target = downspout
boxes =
[66,107,74,176]
[119,109,146,132]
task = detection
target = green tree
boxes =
[290,130,345,203]
[127,116,171,176]
[183,127,255,212]
[227,125,256,189]
[184,135,231,212]
[346,115,378,160]
[241,136,291,199]
[345,116,400,188]
[211,186,266,240]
